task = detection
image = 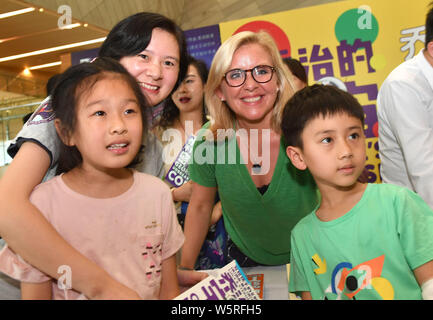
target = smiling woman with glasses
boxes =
[224,65,276,87]
[180,31,319,270]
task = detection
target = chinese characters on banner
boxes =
[183,0,430,184]
[184,24,221,69]
[400,25,425,61]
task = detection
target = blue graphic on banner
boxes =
[185,24,221,69]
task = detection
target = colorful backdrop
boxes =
[186,0,431,183]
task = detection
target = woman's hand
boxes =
[210,201,222,226]
[172,181,194,202]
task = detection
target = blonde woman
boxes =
[180,31,319,269]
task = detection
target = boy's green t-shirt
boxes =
[188,123,318,265]
[289,183,433,300]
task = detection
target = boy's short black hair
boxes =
[281,84,365,149]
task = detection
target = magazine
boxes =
[247,273,264,299]
[165,135,196,188]
[175,260,261,300]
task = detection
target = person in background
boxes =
[283,57,308,91]
[0,58,184,300]
[377,3,433,208]
[22,113,32,125]
[283,84,433,300]
[46,74,62,96]
[155,56,209,199]
[180,31,318,270]
[0,12,205,299]
[154,56,225,270]
[22,74,61,126]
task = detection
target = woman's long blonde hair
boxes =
[205,31,295,136]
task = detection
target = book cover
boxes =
[175,260,261,300]
[165,135,196,188]
[247,273,264,299]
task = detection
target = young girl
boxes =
[154,56,226,270]
[0,12,204,299]
[0,58,184,300]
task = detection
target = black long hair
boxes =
[283,57,308,85]
[52,57,149,174]
[158,56,209,129]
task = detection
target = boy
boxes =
[281,84,433,300]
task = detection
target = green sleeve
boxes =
[395,187,433,270]
[288,231,310,295]
[188,123,217,188]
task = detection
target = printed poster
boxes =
[212,0,430,183]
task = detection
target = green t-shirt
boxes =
[289,183,433,300]
[188,124,318,265]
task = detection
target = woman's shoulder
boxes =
[152,125,165,142]
[143,131,162,150]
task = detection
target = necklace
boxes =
[252,163,262,174]
[234,120,267,175]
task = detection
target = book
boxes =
[247,273,264,299]
[165,135,196,188]
[175,260,261,300]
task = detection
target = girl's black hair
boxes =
[52,57,149,174]
[98,12,188,93]
[281,84,365,149]
[158,56,209,129]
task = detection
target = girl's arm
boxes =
[0,142,140,299]
[180,183,217,269]
[159,254,180,300]
[21,281,52,300]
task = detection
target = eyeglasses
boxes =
[224,65,276,87]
